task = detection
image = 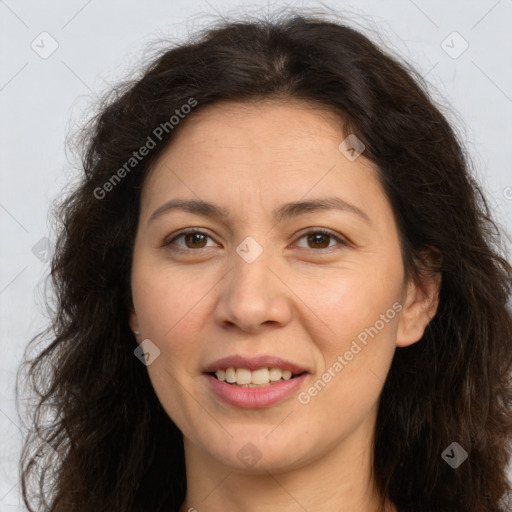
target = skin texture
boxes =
[129,99,440,512]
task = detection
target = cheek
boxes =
[131,262,210,425]
[298,280,400,432]
[132,256,210,334]
[292,258,402,418]
[130,259,214,383]
[290,258,403,353]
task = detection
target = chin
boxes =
[200,432,313,474]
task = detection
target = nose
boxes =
[212,246,293,333]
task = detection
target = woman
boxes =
[18,10,512,512]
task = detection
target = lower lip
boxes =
[205,373,308,408]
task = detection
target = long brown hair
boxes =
[17,9,512,512]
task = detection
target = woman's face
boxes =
[130,99,432,474]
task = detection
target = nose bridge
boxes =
[233,237,273,294]
[214,235,291,331]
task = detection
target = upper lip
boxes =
[204,355,309,375]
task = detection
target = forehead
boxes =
[144,98,354,188]
[164,98,348,152]
[140,98,387,226]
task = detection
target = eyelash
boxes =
[163,228,348,253]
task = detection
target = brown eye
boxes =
[307,233,331,249]
[295,229,347,250]
[165,230,216,250]
[183,232,208,249]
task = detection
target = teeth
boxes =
[251,368,269,385]
[281,369,292,380]
[225,368,236,383]
[214,367,298,386]
[235,368,252,385]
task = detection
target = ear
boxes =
[129,306,141,342]
[396,249,442,348]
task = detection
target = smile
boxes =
[205,372,309,408]
[212,367,305,387]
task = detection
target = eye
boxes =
[163,228,348,253]
[294,229,347,250]
[164,229,218,251]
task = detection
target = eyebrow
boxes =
[147,196,371,226]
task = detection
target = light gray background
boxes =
[1,0,511,509]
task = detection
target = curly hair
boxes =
[17,9,512,512]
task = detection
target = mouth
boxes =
[204,363,309,408]
[208,367,308,388]
[203,355,309,390]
